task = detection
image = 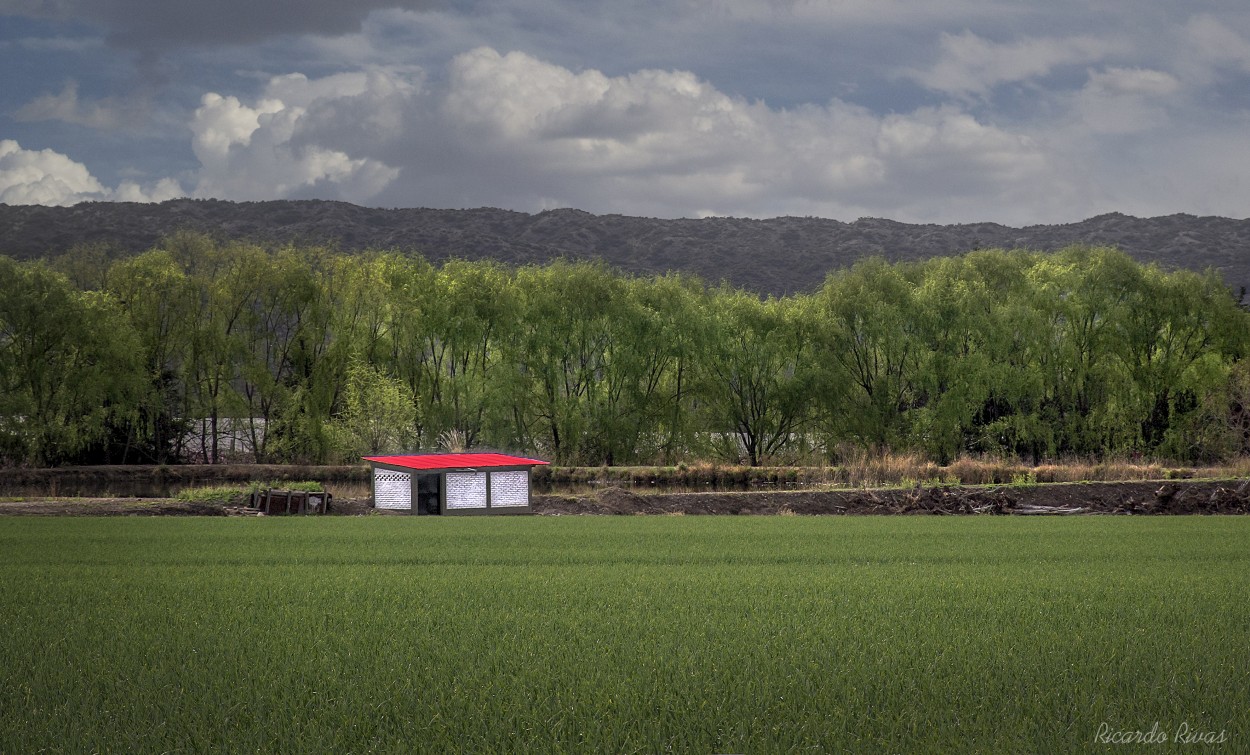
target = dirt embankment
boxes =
[0,496,375,517]
[4,480,1249,516]
[533,480,1250,516]
[0,464,369,499]
[0,499,230,516]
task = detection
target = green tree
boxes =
[281,251,398,463]
[220,246,349,463]
[326,359,416,460]
[1112,266,1244,456]
[0,258,144,464]
[412,260,518,450]
[178,238,265,463]
[610,273,706,463]
[696,289,818,466]
[907,253,1005,463]
[505,260,624,463]
[107,250,197,462]
[376,254,439,444]
[964,251,1055,462]
[814,258,924,453]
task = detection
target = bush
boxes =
[175,485,251,504]
[175,480,323,503]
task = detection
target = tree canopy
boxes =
[1,238,1246,466]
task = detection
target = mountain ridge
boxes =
[2,199,1248,295]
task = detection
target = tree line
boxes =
[3,232,1249,467]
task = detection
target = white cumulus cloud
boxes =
[188,68,416,203]
[13,35,1244,224]
[0,139,105,205]
[387,47,1051,220]
[0,139,181,205]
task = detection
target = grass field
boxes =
[1,517,1246,752]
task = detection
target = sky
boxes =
[1,1,1248,224]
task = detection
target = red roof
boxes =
[362,453,549,471]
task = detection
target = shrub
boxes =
[175,480,323,503]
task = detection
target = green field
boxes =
[1,517,1246,752]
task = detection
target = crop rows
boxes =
[1,517,1247,752]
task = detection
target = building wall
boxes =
[489,470,529,507]
[373,469,412,510]
[445,471,488,510]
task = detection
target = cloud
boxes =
[14,80,142,130]
[0,139,181,205]
[1183,14,1250,72]
[0,139,105,205]
[1086,66,1181,98]
[1176,14,1250,87]
[691,0,1008,25]
[906,30,1116,97]
[6,0,1250,230]
[373,47,1051,219]
[3,46,1040,217]
[441,48,750,156]
[1070,66,1181,134]
[2,0,440,49]
[0,35,104,53]
[187,68,416,202]
[112,177,183,203]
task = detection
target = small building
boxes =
[362,452,549,515]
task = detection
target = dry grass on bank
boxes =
[3,456,1250,500]
[538,454,1250,492]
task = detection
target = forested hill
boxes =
[2,199,1249,295]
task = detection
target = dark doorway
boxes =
[416,474,441,515]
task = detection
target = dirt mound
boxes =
[534,480,1250,516]
[1132,481,1250,514]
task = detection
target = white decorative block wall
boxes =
[374,470,411,510]
[446,471,487,509]
[490,470,529,507]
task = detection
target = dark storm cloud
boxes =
[0,0,440,49]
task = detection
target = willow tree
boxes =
[616,273,706,463]
[907,252,1017,463]
[502,261,624,463]
[408,259,518,450]
[1110,264,1246,456]
[106,250,198,462]
[0,258,144,464]
[695,288,819,466]
[814,258,925,454]
[325,359,416,460]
